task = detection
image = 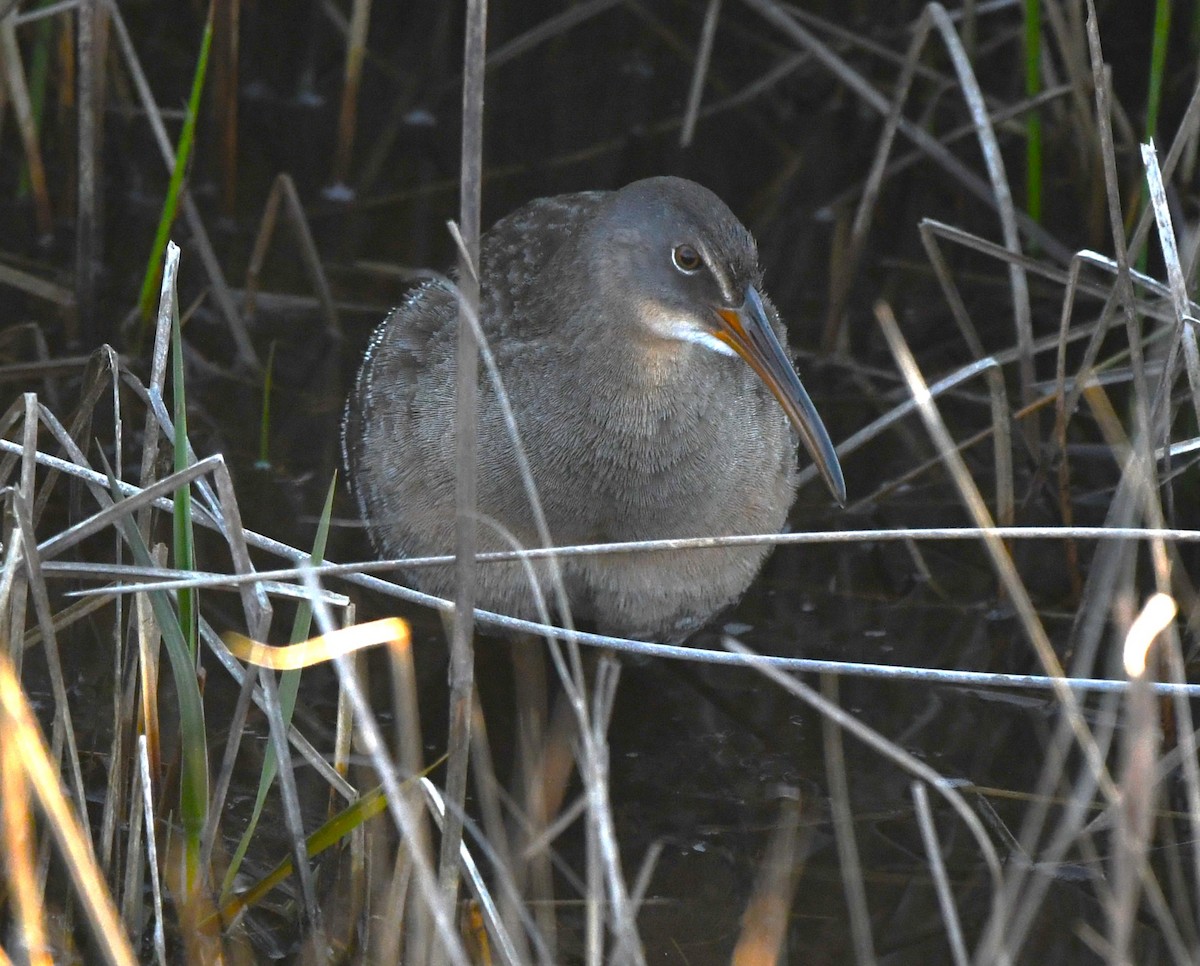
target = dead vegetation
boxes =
[1,0,1200,962]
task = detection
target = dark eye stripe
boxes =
[672,244,702,273]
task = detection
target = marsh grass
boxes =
[2,0,1200,963]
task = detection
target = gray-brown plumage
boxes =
[344,177,844,643]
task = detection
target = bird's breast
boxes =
[500,361,796,542]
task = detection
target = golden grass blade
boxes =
[2,733,51,965]
[0,653,135,966]
[223,616,409,670]
[731,792,806,966]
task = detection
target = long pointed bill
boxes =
[716,286,846,506]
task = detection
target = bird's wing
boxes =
[343,190,608,557]
[342,277,459,555]
[480,191,606,339]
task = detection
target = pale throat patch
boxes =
[663,318,737,357]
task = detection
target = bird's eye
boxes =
[672,244,702,274]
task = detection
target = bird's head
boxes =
[570,176,846,506]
